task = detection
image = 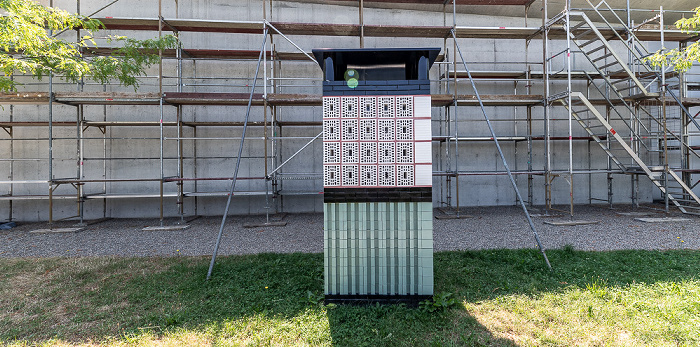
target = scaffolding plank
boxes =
[163,92,543,106]
[163,92,265,105]
[272,22,359,36]
[267,93,321,106]
[84,193,179,199]
[0,195,75,200]
[454,26,539,39]
[183,191,269,197]
[448,70,528,79]
[0,91,548,107]
[93,17,697,41]
[84,121,178,127]
[85,48,312,61]
[163,92,321,106]
[363,25,451,38]
[55,92,161,105]
[0,92,50,104]
[456,94,542,106]
[0,122,76,127]
[333,0,534,4]
[449,71,609,80]
[84,47,178,57]
[98,18,264,33]
[179,121,323,126]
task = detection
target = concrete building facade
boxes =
[1,0,699,222]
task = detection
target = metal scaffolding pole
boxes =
[207,28,268,280]
[566,0,574,217]
[542,0,552,213]
[452,30,552,270]
[158,0,165,225]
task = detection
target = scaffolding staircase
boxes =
[566,10,654,98]
[576,0,700,141]
[547,0,700,214]
[562,9,670,159]
[559,93,700,214]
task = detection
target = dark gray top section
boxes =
[312,48,441,82]
[321,80,430,96]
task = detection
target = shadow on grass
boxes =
[0,248,698,345]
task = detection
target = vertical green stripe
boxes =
[385,201,391,294]
[393,202,399,295]
[366,202,371,295]
[413,201,419,294]
[374,202,379,294]
[353,202,359,295]
[346,202,352,295]
[334,203,340,294]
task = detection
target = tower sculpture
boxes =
[314,48,440,303]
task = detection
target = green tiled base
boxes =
[324,201,433,296]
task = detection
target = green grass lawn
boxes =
[1,248,699,346]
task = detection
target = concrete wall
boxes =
[1,0,694,221]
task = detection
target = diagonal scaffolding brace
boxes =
[264,21,317,64]
[207,27,268,280]
[267,131,322,178]
[451,29,552,270]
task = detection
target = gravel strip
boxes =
[0,205,697,258]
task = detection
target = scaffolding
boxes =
[1,0,699,223]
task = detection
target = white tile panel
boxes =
[378,165,395,186]
[360,142,378,163]
[396,119,413,141]
[378,97,394,118]
[341,97,358,118]
[360,119,377,141]
[415,164,432,186]
[342,142,359,163]
[378,142,395,163]
[378,119,394,141]
[323,97,340,118]
[360,165,377,186]
[396,96,413,117]
[341,119,358,141]
[397,165,414,186]
[323,119,340,141]
[414,119,431,141]
[396,142,413,163]
[414,96,431,118]
[323,142,340,164]
[359,96,376,118]
[414,142,432,163]
[342,165,359,186]
[324,165,340,186]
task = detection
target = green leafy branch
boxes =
[0,0,178,92]
[89,35,179,89]
[644,7,700,73]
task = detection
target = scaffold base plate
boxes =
[543,220,599,226]
[30,227,84,234]
[243,221,288,228]
[635,217,690,223]
[142,225,191,231]
[434,214,472,220]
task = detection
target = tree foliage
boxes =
[0,0,178,92]
[645,7,700,72]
